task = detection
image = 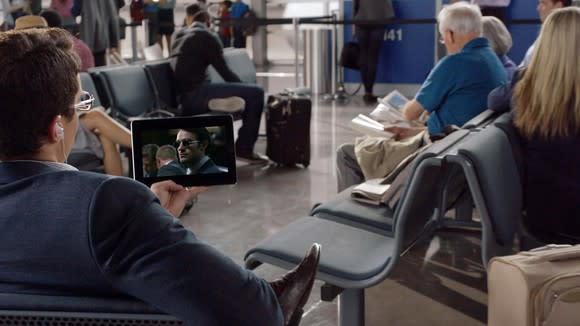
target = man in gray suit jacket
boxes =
[0,27,319,326]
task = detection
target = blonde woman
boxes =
[513,7,580,244]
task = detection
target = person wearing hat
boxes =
[13,13,44,30]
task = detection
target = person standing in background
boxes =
[1,0,31,30]
[50,0,75,27]
[218,0,232,47]
[157,0,176,51]
[71,0,120,67]
[143,0,159,46]
[40,9,94,71]
[230,0,248,48]
[353,0,395,105]
[29,0,39,14]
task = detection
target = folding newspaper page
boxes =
[348,114,395,138]
[350,178,391,205]
[368,90,425,127]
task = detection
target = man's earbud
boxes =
[56,123,64,140]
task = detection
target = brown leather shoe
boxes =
[270,243,321,326]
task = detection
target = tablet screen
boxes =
[131,115,236,187]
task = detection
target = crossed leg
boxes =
[79,108,132,176]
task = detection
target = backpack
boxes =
[242,8,257,36]
[130,0,144,23]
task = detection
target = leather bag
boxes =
[488,244,580,326]
[339,41,360,70]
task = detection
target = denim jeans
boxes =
[356,26,385,94]
[180,83,264,151]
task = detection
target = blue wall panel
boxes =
[343,0,436,84]
[505,0,541,64]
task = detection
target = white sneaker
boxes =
[208,96,245,113]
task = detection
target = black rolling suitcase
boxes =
[266,93,311,167]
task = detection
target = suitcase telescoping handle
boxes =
[522,244,580,263]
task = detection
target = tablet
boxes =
[131,115,237,187]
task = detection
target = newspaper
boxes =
[349,90,420,138]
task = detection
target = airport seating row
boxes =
[243,110,527,326]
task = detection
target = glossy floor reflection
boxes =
[179,93,488,326]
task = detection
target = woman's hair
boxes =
[514,7,580,139]
[437,2,483,36]
[482,16,512,55]
[0,28,80,159]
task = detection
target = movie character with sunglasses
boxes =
[175,128,227,175]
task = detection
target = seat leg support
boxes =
[338,288,365,326]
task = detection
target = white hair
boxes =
[482,16,513,55]
[438,2,483,36]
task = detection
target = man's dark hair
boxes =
[39,9,63,28]
[186,4,208,23]
[181,128,211,147]
[0,28,80,160]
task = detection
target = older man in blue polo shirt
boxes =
[336,2,507,192]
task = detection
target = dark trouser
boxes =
[220,35,231,48]
[145,11,159,46]
[180,83,264,151]
[232,26,247,48]
[93,51,107,67]
[356,26,385,95]
[336,143,364,192]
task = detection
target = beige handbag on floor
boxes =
[488,244,580,326]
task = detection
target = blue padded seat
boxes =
[445,125,522,268]
[311,186,394,235]
[248,217,394,282]
[207,48,257,84]
[143,59,179,111]
[89,65,174,128]
[95,65,159,119]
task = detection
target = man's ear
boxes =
[200,141,209,151]
[50,116,64,143]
